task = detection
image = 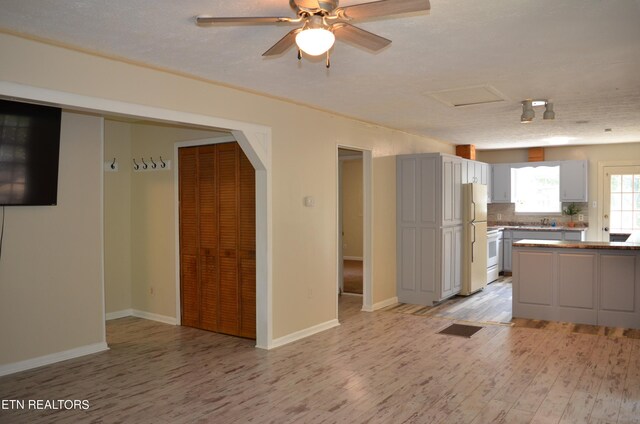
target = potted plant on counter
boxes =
[563,202,581,227]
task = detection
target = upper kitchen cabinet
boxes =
[560,160,588,202]
[462,160,491,202]
[491,164,512,203]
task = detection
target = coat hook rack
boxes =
[132,156,171,172]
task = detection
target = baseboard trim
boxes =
[106,309,133,320]
[269,319,340,349]
[343,256,363,261]
[131,310,177,325]
[362,296,398,312]
[0,342,109,377]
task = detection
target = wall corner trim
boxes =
[105,309,134,321]
[267,319,340,350]
[131,310,177,325]
[0,342,109,377]
[362,296,398,312]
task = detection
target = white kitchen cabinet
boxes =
[491,164,512,203]
[397,153,464,305]
[560,160,588,202]
[503,231,512,271]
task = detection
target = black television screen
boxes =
[0,99,61,206]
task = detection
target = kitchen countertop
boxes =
[487,225,587,232]
[513,239,640,250]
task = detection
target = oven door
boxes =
[487,233,499,268]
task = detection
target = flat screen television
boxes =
[0,99,61,206]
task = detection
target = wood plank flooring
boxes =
[343,259,363,294]
[0,295,638,423]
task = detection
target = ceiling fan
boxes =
[195,0,431,68]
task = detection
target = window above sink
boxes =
[512,165,561,214]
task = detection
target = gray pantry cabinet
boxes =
[396,153,489,305]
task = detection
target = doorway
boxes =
[602,165,640,242]
[337,146,373,316]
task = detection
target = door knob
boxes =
[604,227,609,232]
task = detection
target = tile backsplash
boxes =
[487,202,589,228]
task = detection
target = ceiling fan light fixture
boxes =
[295,27,335,56]
[521,100,534,123]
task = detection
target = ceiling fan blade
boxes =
[262,29,301,56]
[333,23,391,51]
[340,0,430,20]
[196,16,292,25]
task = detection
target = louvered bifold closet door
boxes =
[178,142,256,339]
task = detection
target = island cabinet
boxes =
[397,153,467,305]
[513,242,640,329]
[502,229,587,272]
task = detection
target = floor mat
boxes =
[438,323,483,338]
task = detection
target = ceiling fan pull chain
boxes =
[298,49,302,60]
[326,50,331,68]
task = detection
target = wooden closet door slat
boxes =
[198,146,218,331]
[179,147,200,328]
[216,143,240,336]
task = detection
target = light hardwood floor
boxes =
[1,296,638,423]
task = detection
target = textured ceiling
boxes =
[1,0,640,149]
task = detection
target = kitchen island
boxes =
[512,240,640,329]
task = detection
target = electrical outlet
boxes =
[592,201,597,208]
[578,214,584,222]
[497,213,502,220]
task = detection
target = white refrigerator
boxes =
[461,183,488,295]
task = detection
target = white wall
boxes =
[0,32,453,366]
[0,112,105,365]
[104,120,132,314]
[342,159,363,259]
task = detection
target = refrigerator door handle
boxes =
[471,198,476,222]
[471,222,476,262]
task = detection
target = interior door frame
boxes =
[597,160,640,241]
[336,145,373,312]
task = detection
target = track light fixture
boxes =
[520,99,555,123]
[521,100,534,123]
